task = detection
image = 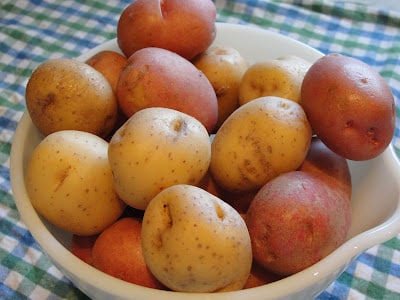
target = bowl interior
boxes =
[10,22,400,300]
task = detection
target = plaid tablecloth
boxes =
[1,0,400,299]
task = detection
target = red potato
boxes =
[117,0,216,60]
[70,234,98,265]
[91,218,165,289]
[299,137,352,199]
[301,53,395,161]
[243,262,285,289]
[85,50,127,94]
[246,171,351,276]
[117,47,218,133]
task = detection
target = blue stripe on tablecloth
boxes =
[0,281,28,300]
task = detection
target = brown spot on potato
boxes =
[54,165,72,192]
[41,93,56,112]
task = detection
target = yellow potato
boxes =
[25,58,118,139]
[193,45,248,130]
[210,96,312,192]
[25,130,126,236]
[141,184,252,292]
[238,55,311,105]
[108,107,211,210]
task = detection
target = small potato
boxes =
[117,47,218,133]
[92,218,165,289]
[193,45,248,130]
[301,53,395,160]
[86,50,127,93]
[238,56,311,105]
[117,0,216,60]
[210,96,312,192]
[141,184,252,292]
[25,130,126,236]
[246,171,351,275]
[108,107,211,210]
[25,58,118,139]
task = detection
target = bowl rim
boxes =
[10,22,400,299]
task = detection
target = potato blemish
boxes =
[54,165,72,192]
[172,118,188,135]
[214,202,225,220]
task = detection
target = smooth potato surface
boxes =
[246,171,351,275]
[301,53,395,160]
[85,50,127,93]
[239,56,311,105]
[141,184,252,292]
[25,130,126,236]
[117,47,218,133]
[25,58,118,138]
[92,218,165,289]
[299,137,352,200]
[117,0,216,59]
[108,107,211,210]
[210,96,312,192]
[193,45,248,130]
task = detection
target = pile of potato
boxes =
[23,0,395,293]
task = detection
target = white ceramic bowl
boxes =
[10,22,400,300]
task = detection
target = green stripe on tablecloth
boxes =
[2,2,120,40]
[217,6,400,55]
[383,237,400,250]
[0,142,11,156]
[0,247,88,299]
[0,93,25,112]
[292,1,400,27]
[0,191,17,210]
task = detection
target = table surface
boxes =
[1,0,400,299]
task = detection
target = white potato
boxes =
[141,184,252,292]
[108,107,211,210]
[210,96,312,192]
[193,45,248,130]
[238,55,311,105]
[25,130,126,236]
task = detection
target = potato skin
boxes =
[239,56,311,105]
[117,0,216,60]
[299,137,352,200]
[301,53,395,160]
[210,96,312,192]
[108,107,211,210]
[117,47,218,133]
[25,130,126,236]
[141,184,252,292]
[246,171,351,275]
[193,45,248,130]
[85,50,127,93]
[25,58,118,138]
[92,218,165,289]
